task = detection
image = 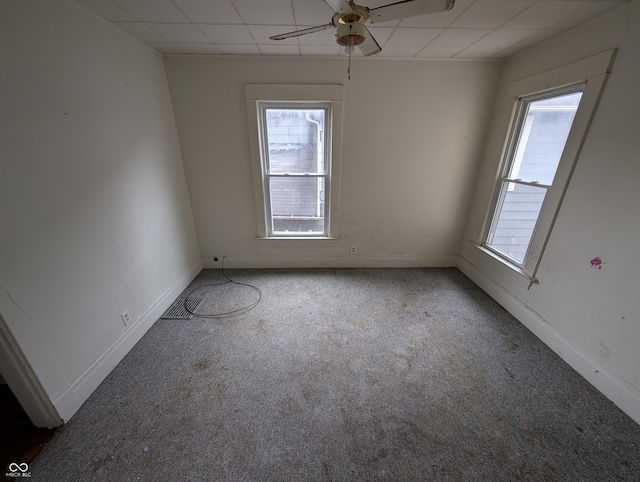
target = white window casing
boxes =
[245,84,344,242]
[479,50,616,283]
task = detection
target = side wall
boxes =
[164,56,502,268]
[0,0,201,423]
[460,2,640,424]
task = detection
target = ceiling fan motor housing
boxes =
[336,23,366,46]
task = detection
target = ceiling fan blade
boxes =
[324,0,354,15]
[369,0,455,24]
[357,26,381,56]
[269,23,335,41]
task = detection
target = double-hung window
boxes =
[481,50,614,277]
[245,84,343,240]
[260,104,330,236]
[485,88,582,265]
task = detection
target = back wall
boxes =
[164,56,502,268]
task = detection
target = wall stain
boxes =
[599,342,611,359]
[590,257,604,270]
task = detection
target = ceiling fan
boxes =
[269,0,455,57]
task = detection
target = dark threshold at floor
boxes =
[0,384,55,477]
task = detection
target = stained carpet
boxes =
[30,268,640,480]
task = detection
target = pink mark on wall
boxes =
[590,257,604,270]
[599,342,610,359]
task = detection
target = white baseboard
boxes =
[458,256,640,426]
[53,258,203,422]
[202,255,459,269]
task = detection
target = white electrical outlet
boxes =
[350,245,357,254]
[121,310,131,326]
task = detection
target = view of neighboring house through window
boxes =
[485,90,582,264]
[260,104,330,236]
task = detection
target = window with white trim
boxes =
[486,88,583,264]
[481,50,614,277]
[260,103,330,236]
[245,84,343,240]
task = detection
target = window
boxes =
[481,50,615,277]
[260,104,330,236]
[486,89,582,264]
[245,85,343,240]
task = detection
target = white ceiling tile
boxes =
[501,1,589,30]
[296,28,338,46]
[369,19,401,28]
[293,0,335,26]
[171,0,243,24]
[148,23,210,43]
[415,47,463,58]
[465,28,540,50]
[377,46,422,57]
[399,0,475,28]
[173,43,223,54]
[386,28,442,47]
[233,0,295,25]
[300,45,341,56]
[518,28,562,46]
[454,47,501,58]
[148,42,182,54]
[216,44,261,54]
[113,22,166,42]
[198,24,254,44]
[429,28,491,48]
[451,0,534,29]
[247,25,299,45]
[367,27,395,46]
[111,0,189,23]
[552,1,622,30]
[258,44,301,55]
[73,0,136,21]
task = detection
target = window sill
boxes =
[472,243,538,287]
[257,237,340,247]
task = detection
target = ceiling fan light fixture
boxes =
[335,23,366,47]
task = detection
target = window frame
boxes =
[484,85,584,267]
[480,50,615,279]
[259,102,332,237]
[245,84,343,241]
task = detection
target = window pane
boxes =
[269,177,325,234]
[265,109,326,174]
[487,182,548,264]
[509,92,582,185]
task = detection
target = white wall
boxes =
[164,56,501,268]
[0,0,201,424]
[460,2,640,423]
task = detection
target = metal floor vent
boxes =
[161,297,203,320]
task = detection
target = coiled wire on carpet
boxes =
[183,256,262,318]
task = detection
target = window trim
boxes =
[480,50,615,279]
[245,84,343,241]
[484,85,584,267]
[259,102,331,237]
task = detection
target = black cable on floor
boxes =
[183,255,262,318]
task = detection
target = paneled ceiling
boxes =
[72,0,629,59]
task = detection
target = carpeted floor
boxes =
[31,268,640,480]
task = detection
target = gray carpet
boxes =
[31,268,639,481]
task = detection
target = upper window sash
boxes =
[259,103,331,177]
